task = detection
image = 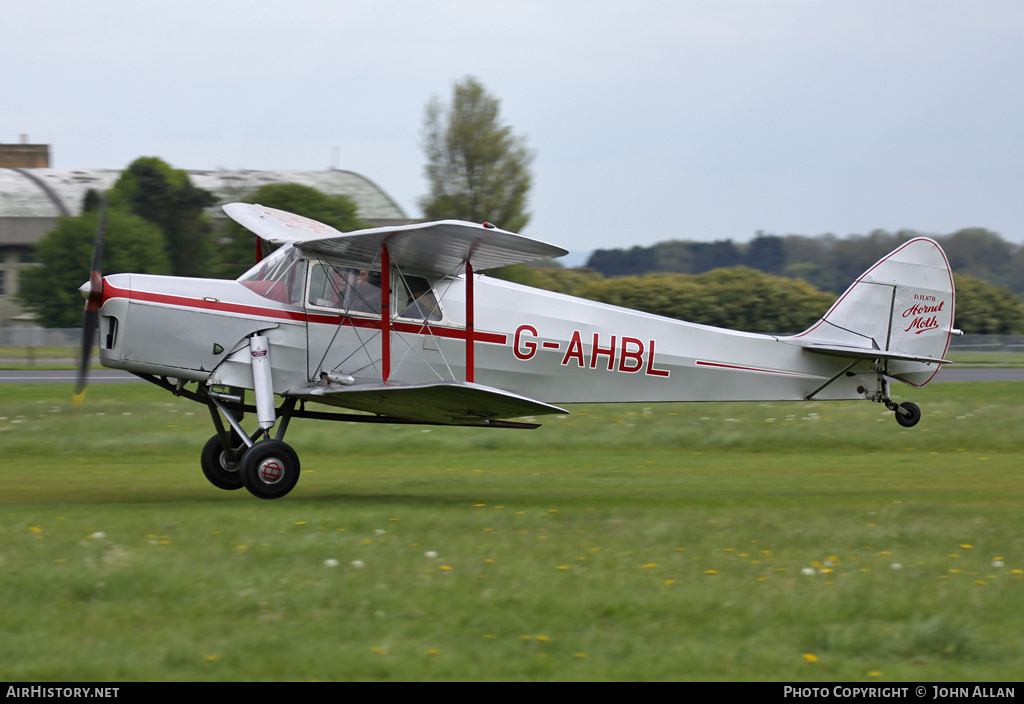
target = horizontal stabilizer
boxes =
[802,343,951,365]
[292,381,567,425]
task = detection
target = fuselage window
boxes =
[307,262,382,316]
[396,275,442,321]
[305,262,443,322]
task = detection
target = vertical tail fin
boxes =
[795,238,955,387]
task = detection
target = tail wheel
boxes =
[894,402,922,428]
[200,433,244,490]
[239,440,301,499]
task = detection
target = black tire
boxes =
[894,401,922,428]
[239,440,301,499]
[200,433,244,490]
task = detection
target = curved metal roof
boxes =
[0,168,408,221]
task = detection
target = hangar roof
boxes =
[0,168,408,221]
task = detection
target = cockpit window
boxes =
[238,246,306,306]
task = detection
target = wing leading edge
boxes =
[223,203,567,274]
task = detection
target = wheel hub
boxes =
[257,457,285,484]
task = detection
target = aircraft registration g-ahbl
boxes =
[76,204,957,499]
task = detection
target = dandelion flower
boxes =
[803,653,818,663]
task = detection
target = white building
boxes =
[0,148,410,326]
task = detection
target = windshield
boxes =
[238,246,307,306]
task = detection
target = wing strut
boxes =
[378,243,477,385]
[465,260,475,383]
[381,244,391,383]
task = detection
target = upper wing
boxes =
[291,381,568,425]
[223,203,567,274]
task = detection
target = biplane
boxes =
[76,204,957,499]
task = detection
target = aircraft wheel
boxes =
[239,440,301,499]
[894,402,922,428]
[200,433,244,490]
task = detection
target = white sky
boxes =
[3,0,1023,255]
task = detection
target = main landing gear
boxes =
[201,392,302,499]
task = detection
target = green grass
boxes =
[1,382,1022,681]
[946,350,1024,366]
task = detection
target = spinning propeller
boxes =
[73,198,107,407]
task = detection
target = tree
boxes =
[212,183,366,278]
[420,76,534,232]
[108,157,217,277]
[573,267,835,333]
[952,274,1024,334]
[18,207,171,327]
[941,228,1014,288]
[745,233,787,275]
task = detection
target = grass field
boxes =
[1,381,1022,681]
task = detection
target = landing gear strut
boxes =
[869,377,923,428]
[202,387,302,499]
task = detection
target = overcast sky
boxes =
[4,0,1023,256]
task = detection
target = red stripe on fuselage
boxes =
[102,281,507,345]
[695,360,804,376]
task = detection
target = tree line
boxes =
[576,229,1024,334]
[20,153,1024,335]
[587,229,1024,296]
[18,76,1024,335]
